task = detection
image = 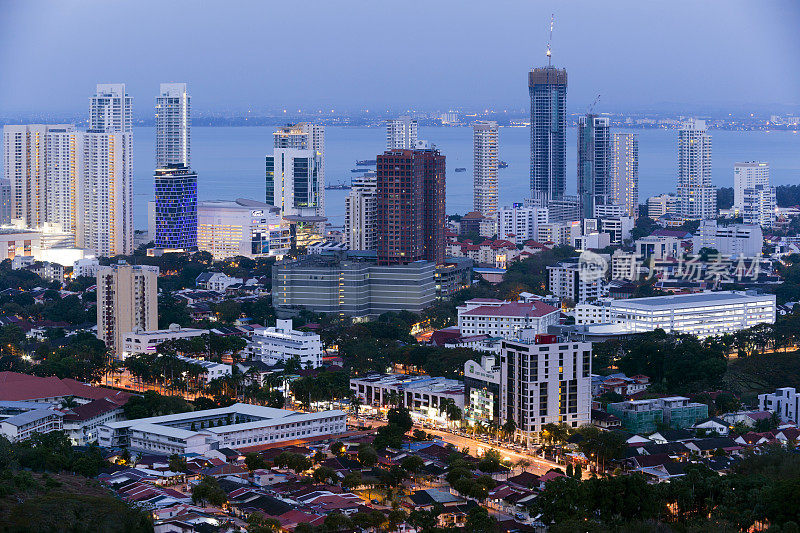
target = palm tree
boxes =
[60,396,78,410]
[516,459,531,473]
[350,394,363,418]
[387,390,399,408]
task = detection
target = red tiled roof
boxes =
[460,301,559,318]
[0,372,131,404]
[62,397,124,422]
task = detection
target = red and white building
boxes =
[457,298,560,339]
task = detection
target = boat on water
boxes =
[455,167,466,172]
[350,169,365,173]
[356,159,377,166]
[498,160,508,168]
[325,181,352,190]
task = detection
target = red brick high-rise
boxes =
[376,147,445,265]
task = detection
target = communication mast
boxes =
[546,14,554,66]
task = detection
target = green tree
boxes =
[191,476,227,507]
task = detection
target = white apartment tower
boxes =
[386,116,418,150]
[733,162,769,211]
[734,162,775,227]
[266,123,325,218]
[97,261,158,358]
[2,124,78,235]
[676,119,716,221]
[497,203,549,244]
[473,121,499,217]
[155,83,191,167]
[344,174,377,251]
[611,133,639,218]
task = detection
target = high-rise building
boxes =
[154,165,197,250]
[500,333,592,441]
[577,115,611,219]
[0,179,11,225]
[529,66,567,205]
[734,162,769,212]
[647,193,679,220]
[2,124,78,234]
[197,199,290,260]
[611,133,639,218]
[265,123,325,218]
[89,84,132,133]
[473,121,499,217]
[677,119,716,221]
[496,203,549,244]
[376,147,445,265]
[155,83,191,168]
[344,173,377,251]
[97,261,158,358]
[386,116,418,150]
[742,184,776,227]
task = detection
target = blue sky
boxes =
[1,0,799,114]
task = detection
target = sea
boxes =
[4,125,800,229]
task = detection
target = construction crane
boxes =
[588,94,601,114]
[546,14,554,66]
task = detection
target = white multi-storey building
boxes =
[197,199,290,260]
[246,319,323,369]
[733,162,769,212]
[693,220,763,258]
[386,116,418,150]
[155,83,191,168]
[647,194,679,220]
[121,324,209,358]
[497,203,549,244]
[0,407,64,443]
[99,403,347,454]
[350,374,464,424]
[759,387,800,426]
[500,333,592,441]
[97,261,159,358]
[457,298,560,338]
[742,185,776,227]
[473,121,499,217]
[547,259,602,303]
[611,133,639,218]
[635,235,683,260]
[73,257,100,278]
[594,291,776,338]
[266,123,325,219]
[344,174,377,251]
[676,119,716,221]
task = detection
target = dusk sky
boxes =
[1,0,799,114]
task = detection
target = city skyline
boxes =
[1,1,799,115]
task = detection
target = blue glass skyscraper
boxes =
[154,164,197,250]
[529,66,567,205]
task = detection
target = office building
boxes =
[463,355,502,424]
[266,123,325,219]
[3,124,78,234]
[546,196,579,223]
[473,121,499,217]
[611,133,639,218]
[635,235,682,260]
[759,387,800,426]
[592,291,776,338]
[350,374,464,424]
[344,173,377,251]
[529,66,567,205]
[547,259,602,303]
[154,164,197,250]
[497,203,549,244]
[457,298,560,339]
[121,324,209,359]
[272,254,436,317]
[386,116,418,150]
[197,199,290,260]
[599,216,634,245]
[692,220,763,257]
[676,119,716,221]
[647,194,679,220]
[608,397,708,434]
[733,162,769,212]
[246,319,323,369]
[742,184,776,227]
[376,147,445,265]
[577,115,611,219]
[155,82,191,168]
[97,261,159,358]
[99,403,347,454]
[500,333,592,441]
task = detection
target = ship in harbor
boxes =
[355,159,377,166]
[498,160,508,168]
[455,167,466,172]
[325,180,352,190]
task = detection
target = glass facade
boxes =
[154,165,197,250]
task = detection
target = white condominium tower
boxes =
[676,119,715,221]
[265,123,325,218]
[344,173,377,251]
[733,162,769,211]
[386,116,418,150]
[473,121,499,217]
[2,124,78,237]
[96,261,158,358]
[155,83,191,167]
[611,133,639,218]
[90,83,132,132]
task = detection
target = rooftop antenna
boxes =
[546,14,554,66]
